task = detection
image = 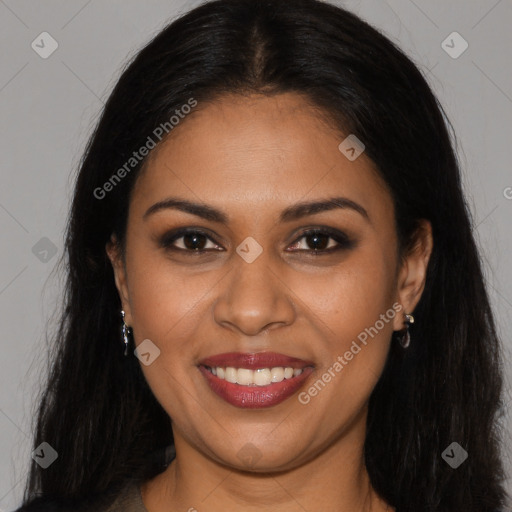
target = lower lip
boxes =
[198,365,315,409]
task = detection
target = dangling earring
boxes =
[121,310,131,357]
[399,313,414,348]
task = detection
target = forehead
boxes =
[130,93,393,226]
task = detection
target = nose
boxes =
[213,249,296,336]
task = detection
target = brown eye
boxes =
[159,228,222,253]
[288,228,356,254]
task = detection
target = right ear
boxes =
[106,234,133,325]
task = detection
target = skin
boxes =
[107,92,433,512]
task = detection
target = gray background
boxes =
[0,0,511,510]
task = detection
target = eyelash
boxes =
[159,227,355,255]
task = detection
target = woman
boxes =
[14,0,508,511]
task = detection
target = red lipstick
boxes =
[199,351,314,369]
[198,352,315,409]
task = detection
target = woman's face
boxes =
[108,92,431,472]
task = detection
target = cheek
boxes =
[124,245,213,366]
[294,250,397,401]
[124,254,210,419]
[116,229,222,424]
[297,248,397,340]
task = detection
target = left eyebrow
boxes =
[143,196,370,224]
[280,196,370,223]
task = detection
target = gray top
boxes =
[104,482,149,512]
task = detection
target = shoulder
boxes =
[12,482,146,512]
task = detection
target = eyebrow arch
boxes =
[143,196,370,224]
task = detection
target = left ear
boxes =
[393,219,434,331]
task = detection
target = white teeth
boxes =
[270,367,284,382]
[236,368,253,385]
[225,367,237,384]
[207,366,304,386]
[254,368,271,386]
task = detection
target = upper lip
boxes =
[199,351,314,370]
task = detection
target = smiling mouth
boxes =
[201,365,310,386]
[197,351,315,408]
[198,364,315,409]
